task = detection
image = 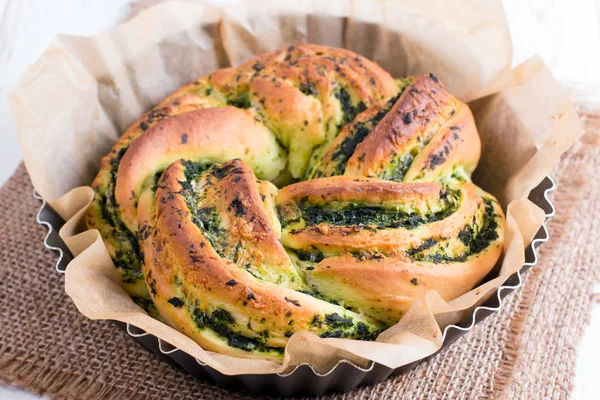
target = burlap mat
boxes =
[0,92,597,399]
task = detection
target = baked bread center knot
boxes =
[85,44,505,360]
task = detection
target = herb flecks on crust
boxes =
[85,44,504,360]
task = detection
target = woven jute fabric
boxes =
[0,95,597,399]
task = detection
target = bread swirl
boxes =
[85,44,505,360]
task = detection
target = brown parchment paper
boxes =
[8,0,580,375]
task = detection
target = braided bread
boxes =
[85,44,505,360]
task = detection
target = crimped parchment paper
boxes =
[9,0,580,375]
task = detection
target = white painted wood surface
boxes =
[0,0,598,398]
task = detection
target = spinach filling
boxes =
[227,91,252,109]
[192,207,228,257]
[299,81,319,97]
[378,152,417,183]
[449,166,470,183]
[458,198,500,254]
[295,190,459,230]
[321,94,400,177]
[293,248,325,263]
[191,305,379,354]
[312,312,380,340]
[176,161,231,259]
[179,161,303,286]
[407,198,500,263]
[100,158,212,285]
[332,102,392,162]
[334,86,367,127]
[311,80,416,179]
[97,147,143,284]
[192,306,284,355]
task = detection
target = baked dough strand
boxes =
[85,44,505,360]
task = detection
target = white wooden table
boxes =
[0,0,598,398]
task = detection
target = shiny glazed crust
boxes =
[85,43,505,359]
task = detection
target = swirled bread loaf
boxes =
[85,44,505,360]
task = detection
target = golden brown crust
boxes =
[277,178,499,254]
[161,43,399,179]
[85,43,505,360]
[276,177,505,324]
[308,74,480,182]
[138,160,381,359]
[307,241,503,325]
[90,93,222,192]
[308,99,390,178]
[197,160,291,271]
[345,74,457,177]
[114,107,285,231]
[277,176,442,206]
[404,103,481,181]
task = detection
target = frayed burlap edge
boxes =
[0,354,134,400]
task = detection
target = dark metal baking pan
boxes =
[34,176,555,396]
